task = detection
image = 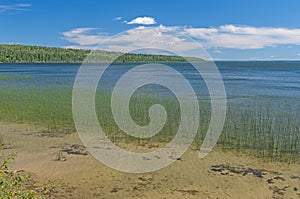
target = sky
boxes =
[1,0,300,60]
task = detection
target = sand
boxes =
[0,122,299,199]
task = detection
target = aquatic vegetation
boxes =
[0,74,31,80]
[219,99,300,162]
[0,88,74,132]
[0,85,299,162]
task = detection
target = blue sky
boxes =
[1,0,300,60]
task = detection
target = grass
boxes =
[0,74,31,80]
[55,151,66,161]
[0,86,299,162]
[0,87,74,132]
[219,99,300,162]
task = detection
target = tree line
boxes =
[0,44,203,63]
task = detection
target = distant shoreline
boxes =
[2,44,300,64]
[0,44,204,63]
[1,60,300,64]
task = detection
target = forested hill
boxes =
[0,44,204,63]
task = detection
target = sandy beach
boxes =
[0,122,299,199]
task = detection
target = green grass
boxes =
[0,87,299,162]
[0,88,74,132]
[0,74,31,80]
[219,101,300,162]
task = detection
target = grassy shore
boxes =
[0,81,299,198]
[0,85,299,162]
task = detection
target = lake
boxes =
[0,61,299,160]
[0,61,299,100]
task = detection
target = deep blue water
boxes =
[0,61,299,104]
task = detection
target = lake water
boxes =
[1,61,299,99]
[0,61,299,154]
[0,61,299,113]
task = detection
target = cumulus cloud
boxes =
[0,3,31,12]
[61,28,108,47]
[127,16,156,25]
[62,24,300,57]
[61,25,206,58]
[185,25,300,49]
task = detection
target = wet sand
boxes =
[0,122,300,199]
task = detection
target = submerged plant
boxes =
[0,85,299,162]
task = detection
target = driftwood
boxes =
[60,144,88,156]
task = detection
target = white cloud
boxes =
[61,28,108,46]
[0,3,31,12]
[213,49,222,54]
[127,16,156,25]
[61,25,206,58]
[113,16,122,21]
[61,24,300,58]
[64,45,95,50]
[185,25,300,49]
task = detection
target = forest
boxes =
[0,44,203,63]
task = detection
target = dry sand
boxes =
[0,122,300,199]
